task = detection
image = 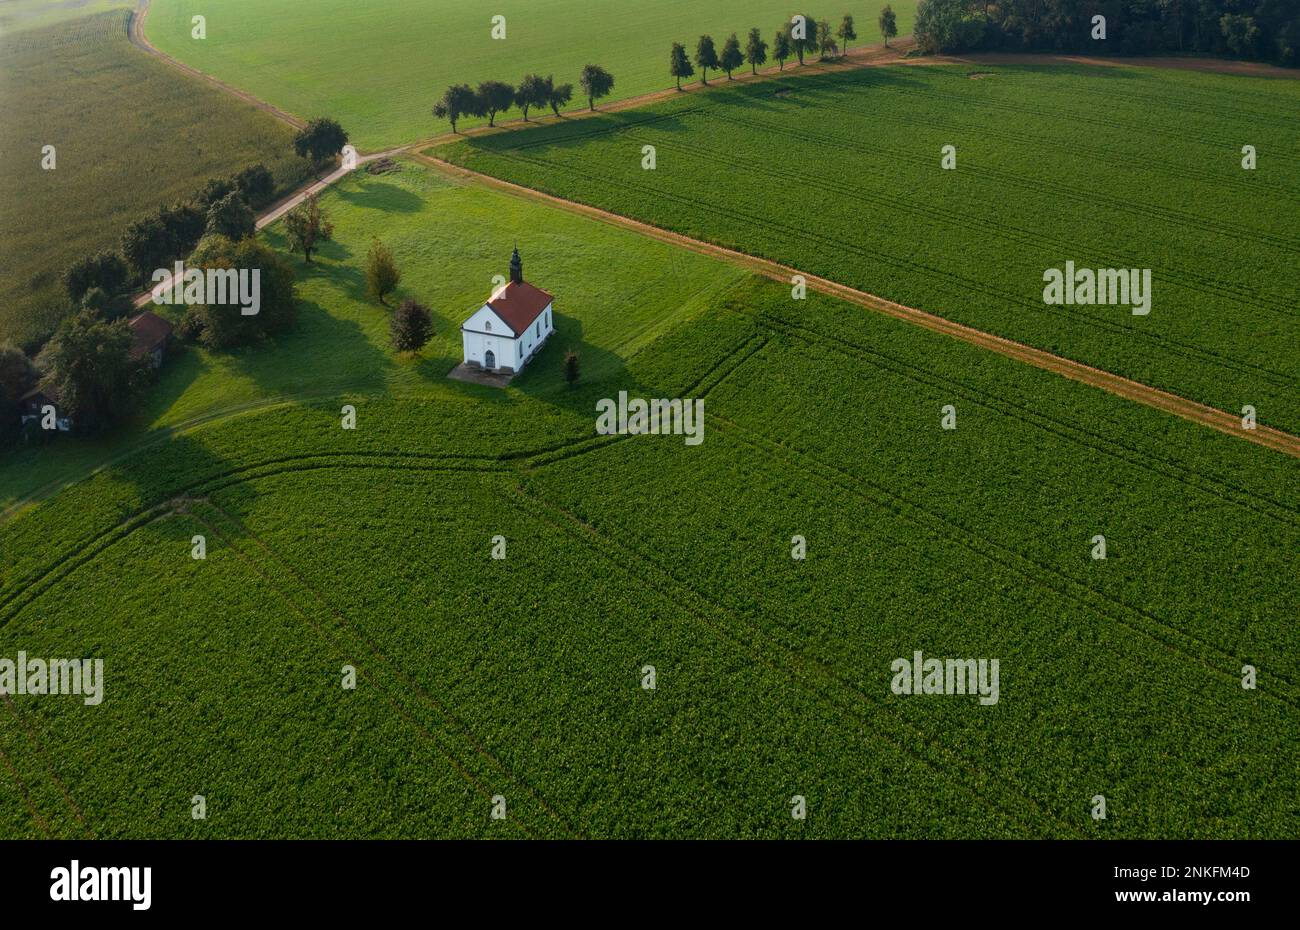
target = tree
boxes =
[579,64,614,110]
[477,80,516,127]
[0,345,35,448]
[283,194,333,263]
[234,163,276,209]
[563,349,580,387]
[546,78,574,116]
[1220,14,1261,55]
[790,14,820,64]
[817,20,838,59]
[670,42,695,89]
[120,216,175,283]
[516,74,549,121]
[206,191,256,241]
[879,6,898,48]
[720,33,744,79]
[158,201,207,257]
[79,286,133,322]
[293,117,349,169]
[64,251,129,303]
[186,235,296,350]
[839,14,858,55]
[905,0,1294,65]
[197,176,236,208]
[366,238,401,305]
[914,0,981,54]
[773,27,792,69]
[745,27,769,74]
[390,298,433,352]
[433,83,480,133]
[695,35,720,84]
[44,312,143,434]
[80,287,111,317]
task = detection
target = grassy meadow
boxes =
[0,10,311,348]
[144,0,916,150]
[0,157,1296,838]
[0,159,746,510]
[439,62,1300,432]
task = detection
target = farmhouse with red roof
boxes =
[127,310,173,370]
[460,247,553,375]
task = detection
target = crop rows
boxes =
[0,9,310,346]
[441,62,1300,431]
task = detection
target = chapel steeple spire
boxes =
[509,244,523,285]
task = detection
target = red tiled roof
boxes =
[486,281,552,336]
[127,311,173,358]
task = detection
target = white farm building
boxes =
[460,247,554,375]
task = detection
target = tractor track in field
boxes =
[749,312,1300,533]
[415,152,1300,461]
[118,1,1300,463]
[708,413,1300,704]
[0,742,51,838]
[504,479,1086,838]
[189,501,576,840]
[465,136,1299,400]
[0,694,94,839]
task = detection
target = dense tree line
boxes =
[433,71,591,132]
[915,0,1300,65]
[11,126,344,443]
[671,13,869,89]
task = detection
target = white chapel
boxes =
[460,247,554,375]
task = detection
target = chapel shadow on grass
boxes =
[507,316,695,426]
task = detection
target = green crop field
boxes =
[144,0,916,151]
[1,155,1295,838]
[438,62,1300,434]
[0,0,131,36]
[0,9,311,348]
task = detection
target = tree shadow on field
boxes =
[311,237,354,263]
[99,430,253,542]
[334,179,424,214]
[715,63,934,114]
[462,108,694,160]
[226,298,396,399]
[137,340,204,424]
[259,229,355,270]
[507,317,683,425]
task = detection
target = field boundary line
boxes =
[462,144,1294,392]
[753,312,1300,531]
[2,388,529,522]
[128,0,305,130]
[416,152,1300,460]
